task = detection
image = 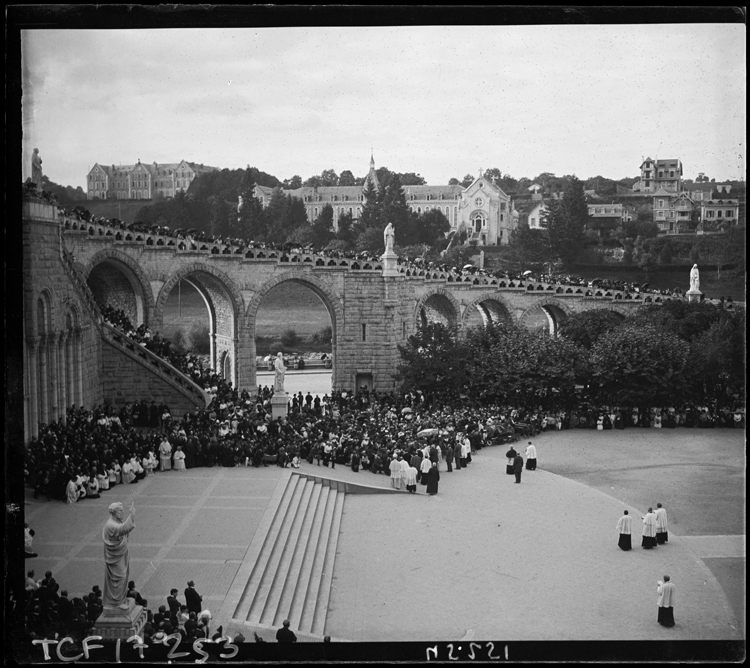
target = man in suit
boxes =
[275,619,297,643]
[513,452,524,483]
[184,580,203,615]
[167,588,181,616]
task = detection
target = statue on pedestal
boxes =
[383,222,395,254]
[31,148,43,186]
[689,264,700,292]
[274,352,286,393]
[102,502,136,610]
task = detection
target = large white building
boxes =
[253,156,516,245]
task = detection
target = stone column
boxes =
[38,334,49,425]
[75,327,84,408]
[49,333,60,423]
[58,332,68,425]
[66,333,75,412]
[26,337,40,439]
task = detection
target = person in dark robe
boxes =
[410,450,422,482]
[505,446,517,475]
[657,576,676,627]
[655,503,668,544]
[603,413,613,429]
[350,450,360,473]
[513,453,524,483]
[453,440,463,471]
[616,510,632,551]
[641,508,658,549]
[426,462,440,495]
[614,411,625,430]
[444,439,454,472]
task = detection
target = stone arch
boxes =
[34,287,55,336]
[518,298,574,336]
[156,263,246,386]
[414,288,461,331]
[83,249,155,326]
[461,293,515,330]
[247,272,344,387]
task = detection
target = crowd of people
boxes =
[50,197,712,302]
[100,304,229,394]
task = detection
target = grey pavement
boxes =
[23,439,743,643]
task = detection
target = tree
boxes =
[559,309,624,349]
[507,222,552,271]
[448,177,460,186]
[335,211,355,245]
[461,174,475,188]
[399,172,426,186]
[338,170,356,186]
[396,322,468,394]
[589,323,690,405]
[303,175,323,187]
[544,176,589,268]
[358,178,382,230]
[311,204,335,247]
[208,195,235,238]
[320,169,339,186]
[265,188,308,244]
[237,190,268,240]
[283,175,302,189]
[413,208,451,246]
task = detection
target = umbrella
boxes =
[463,264,474,270]
[417,428,438,437]
[401,407,413,415]
[522,270,533,276]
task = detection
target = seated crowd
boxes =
[23,377,744,642]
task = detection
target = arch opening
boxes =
[87,259,147,326]
[521,303,569,336]
[252,279,334,397]
[418,293,460,331]
[462,298,513,331]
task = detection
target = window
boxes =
[500,202,506,211]
[717,210,722,218]
[706,210,714,218]
[657,211,665,219]
[362,324,366,342]
[314,208,318,217]
[726,210,734,217]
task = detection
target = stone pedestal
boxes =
[92,598,147,640]
[686,289,702,303]
[271,392,289,419]
[381,251,399,277]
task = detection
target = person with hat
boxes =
[184,580,203,615]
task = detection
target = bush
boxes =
[311,325,333,344]
[172,328,187,354]
[280,328,299,348]
[190,323,211,354]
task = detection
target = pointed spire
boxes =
[364,152,380,193]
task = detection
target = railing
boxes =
[59,238,103,328]
[102,322,210,409]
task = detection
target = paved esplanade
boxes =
[24,430,743,642]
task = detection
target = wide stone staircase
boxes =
[226,473,346,640]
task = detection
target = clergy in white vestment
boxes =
[525,442,537,470]
[616,510,632,551]
[398,456,410,491]
[404,465,418,493]
[389,456,400,489]
[420,456,432,486]
[657,576,676,627]
[655,503,669,544]
[641,508,658,549]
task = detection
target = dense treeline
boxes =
[397,302,745,408]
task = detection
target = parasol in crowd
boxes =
[417,428,439,437]
[463,264,474,270]
[401,407,413,415]
[522,270,533,276]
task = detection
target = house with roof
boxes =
[687,182,734,202]
[513,199,548,230]
[634,157,682,193]
[587,203,623,237]
[652,189,696,234]
[700,198,740,229]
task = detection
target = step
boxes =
[297,482,339,633]
[257,478,321,626]
[231,474,301,621]
[246,476,310,623]
[284,483,333,631]
[310,487,346,636]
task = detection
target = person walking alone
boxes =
[525,442,537,470]
[655,503,669,544]
[616,510,632,551]
[426,462,440,495]
[513,452,524,484]
[505,445,517,476]
[657,575,676,627]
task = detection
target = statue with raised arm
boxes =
[689,264,700,292]
[384,222,395,254]
[102,501,137,609]
[274,352,286,393]
[31,148,43,186]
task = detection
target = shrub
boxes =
[311,325,333,344]
[280,328,299,348]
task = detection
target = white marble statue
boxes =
[384,222,395,254]
[274,352,286,393]
[31,148,43,185]
[689,264,700,292]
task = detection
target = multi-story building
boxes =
[633,157,683,193]
[687,182,734,202]
[87,159,219,200]
[254,156,516,245]
[587,202,623,237]
[700,199,740,227]
[652,190,696,234]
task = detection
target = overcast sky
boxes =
[21,23,746,189]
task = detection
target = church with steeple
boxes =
[253,155,515,245]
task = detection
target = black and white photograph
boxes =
[6,6,745,663]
